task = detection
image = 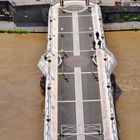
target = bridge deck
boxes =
[38,1,118,140]
[58,8,104,140]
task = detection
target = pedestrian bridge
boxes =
[38,1,118,140]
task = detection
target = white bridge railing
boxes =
[38,5,58,140]
[95,5,119,140]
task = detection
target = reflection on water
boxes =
[0,33,46,140]
[105,31,140,140]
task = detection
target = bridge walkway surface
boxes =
[38,1,118,140]
[58,6,103,140]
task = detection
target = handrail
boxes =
[97,6,117,75]
[92,4,118,140]
[96,5,119,140]
[38,6,57,140]
[44,7,53,140]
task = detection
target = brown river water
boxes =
[0,32,139,140]
[0,33,46,140]
[105,31,140,140]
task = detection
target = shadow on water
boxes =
[111,73,122,139]
[113,84,122,140]
[111,73,122,104]
[114,84,122,104]
[40,75,46,96]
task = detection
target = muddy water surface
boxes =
[0,33,46,140]
[105,31,140,140]
[0,32,140,140]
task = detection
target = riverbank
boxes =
[0,21,47,33]
[104,21,140,31]
[1,21,140,32]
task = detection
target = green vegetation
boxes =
[120,15,140,22]
[103,14,140,23]
[0,29,30,34]
[122,15,130,21]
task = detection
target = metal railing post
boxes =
[60,0,64,7]
[85,0,89,6]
